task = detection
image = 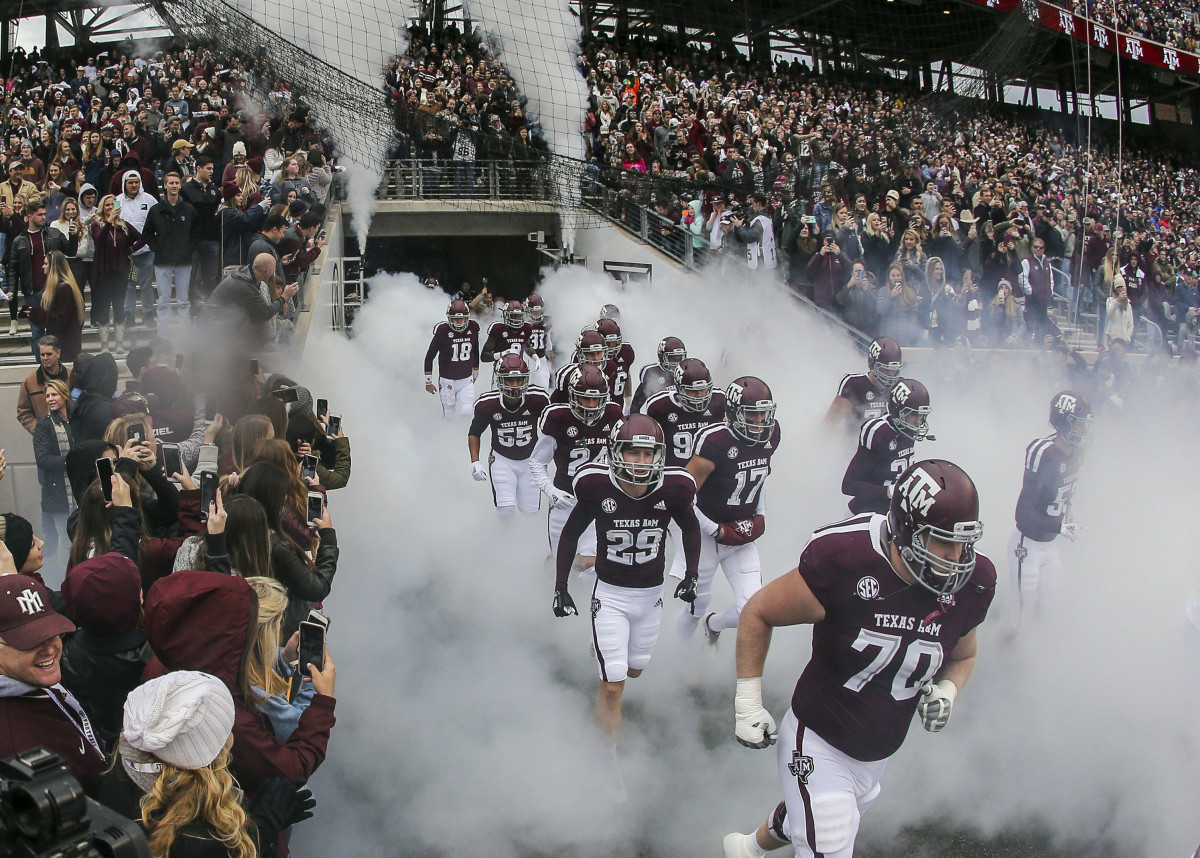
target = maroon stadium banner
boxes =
[963,0,1200,78]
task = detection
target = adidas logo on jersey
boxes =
[654,501,667,510]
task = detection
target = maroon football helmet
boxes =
[656,336,687,372]
[609,413,666,490]
[596,318,622,360]
[673,358,713,412]
[568,364,610,424]
[574,329,607,367]
[888,459,983,596]
[887,378,931,440]
[599,303,621,322]
[1049,390,1092,448]
[525,294,545,322]
[503,299,525,329]
[726,376,775,444]
[867,336,903,389]
[495,353,529,400]
[447,299,470,332]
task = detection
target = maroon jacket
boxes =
[28,285,83,361]
[0,680,108,795]
[143,571,336,793]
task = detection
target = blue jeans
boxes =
[125,250,156,321]
[454,160,476,198]
[155,263,192,319]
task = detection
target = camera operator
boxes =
[0,567,106,796]
[730,193,777,274]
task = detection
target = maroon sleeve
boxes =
[471,322,480,369]
[424,326,443,374]
[231,694,336,793]
[670,490,701,580]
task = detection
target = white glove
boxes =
[916,679,957,733]
[471,368,479,382]
[470,461,488,482]
[546,488,573,509]
[734,677,777,749]
[1059,520,1079,541]
[530,355,541,372]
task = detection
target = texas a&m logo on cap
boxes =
[16,588,45,616]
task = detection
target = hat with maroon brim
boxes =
[0,575,75,651]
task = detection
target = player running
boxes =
[723,460,995,858]
[841,379,932,516]
[1007,390,1091,631]
[630,336,687,413]
[552,414,700,747]
[424,298,480,419]
[468,353,550,520]
[824,336,903,427]
[596,317,634,408]
[525,294,554,390]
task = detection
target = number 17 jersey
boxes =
[693,421,782,524]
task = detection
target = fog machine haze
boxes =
[285,261,1200,857]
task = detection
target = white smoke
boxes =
[283,259,1200,857]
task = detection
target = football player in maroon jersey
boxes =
[596,317,635,407]
[525,294,554,390]
[630,336,687,413]
[468,353,551,520]
[530,365,624,568]
[553,414,701,748]
[551,329,617,404]
[481,300,536,385]
[1006,390,1091,632]
[841,379,932,516]
[824,336,903,427]
[423,299,480,419]
[672,376,780,647]
[724,460,995,858]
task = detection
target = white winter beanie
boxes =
[122,671,236,770]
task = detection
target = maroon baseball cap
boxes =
[0,575,75,651]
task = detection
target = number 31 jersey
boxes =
[469,387,550,461]
[791,514,995,762]
[693,421,782,524]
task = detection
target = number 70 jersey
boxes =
[693,421,782,523]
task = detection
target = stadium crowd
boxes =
[575,33,1200,355]
[1,38,342,355]
[1067,0,1200,53]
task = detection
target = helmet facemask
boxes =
[893,404,932,440]
[869,361,902,389]
[731,401,776,444]
[897,520,982,597]
[677,379,712,412]
[611,436,666,490]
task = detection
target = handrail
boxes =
[377,158,556,202]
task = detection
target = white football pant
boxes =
[1007,528,1062,628]
[671,531,762,636]
[488,453,540,516]
[439,376,476,419]
[589,578,663,682]
[547,496,597,563]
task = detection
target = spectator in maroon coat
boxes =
[806,233,847,309]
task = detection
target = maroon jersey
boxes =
[558,463,700,589]
[468,387,550,461]
[424,320,480,381]
[836,373,888,424]
[841,417,915,515]
[693,422,782,524]
[644,389,728,468]
[550,361,619,405]
[609,343,636,402]
[533,402,624,493]
[528,318,551,358]
[791,513,995,761]
[630,364,673,413]
[487,321,532,358]
[1014,435,1080,542]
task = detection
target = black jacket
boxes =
[8,227,79,295]
[204,265,284,346]
[181,178,222,242]
[140,195,198,265]
[271,528,338,637]
[71,352,119,443]
[60,628,152,751]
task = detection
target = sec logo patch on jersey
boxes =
[492,413,502,421]
[601,498,617,513]
[856,576,880,600]
[668,413,678,423]
[727,447,738,459]
[567,426,579,437]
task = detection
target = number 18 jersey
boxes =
[693,422,782,524]
[792,514,995,761]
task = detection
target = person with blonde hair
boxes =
[32,377,74,565]
[245,577,317,740]
[91,192,143,351]
[100,670,315,858]
[28,250,84,361]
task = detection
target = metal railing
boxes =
[580,184,715,271]
[377,158,556,201]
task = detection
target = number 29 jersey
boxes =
[693,421,782,524]
[791,514,995,762]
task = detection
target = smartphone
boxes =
[327,413,341,436]
[203,396,216,422]
[249,358,260,377]
[297,620,325,678]
[162,443,183,476]
[317,229,326,242]
[199,471,218,520]
[95,457,115,504]
[316,398,328,419]
[126,423,145,444]
[306,491,324,525]
[307,608,331,631]
[301,454,319,481]
[274,385,300,404]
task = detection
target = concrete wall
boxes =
[570,220,692,280]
